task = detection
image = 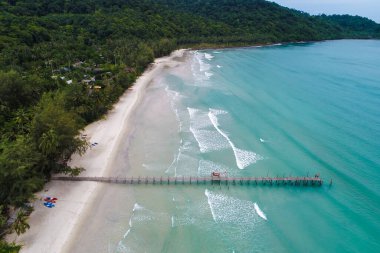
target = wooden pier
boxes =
[51,175,323,187]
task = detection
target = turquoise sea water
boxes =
[70,40,380,253]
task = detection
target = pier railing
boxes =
[51,176,324,186]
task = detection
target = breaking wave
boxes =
[205,189,266,224]
[208,109,263,169]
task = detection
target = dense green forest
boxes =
[1,0,379,250]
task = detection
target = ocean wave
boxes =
[205,71,214,78]
[205,189,263,224]
[195,51,211,72]
[188,107,229,152]
[217,65,222,68]
[189,129,230,153]
[123,228,131,239]
[190,51,213,83]
[188,107,213,129]
[132,203,144,212]
[208,109,263,169]
[165,149,180,176]
[165,86,185,132]
[117,241,130,253]
[204,53,214,60]
[254,203,267,221]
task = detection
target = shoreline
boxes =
[187,40,320,51]
[5,42,309,252]
[188,39,379,51]
[6,49,186,253]
[7,39,369,252]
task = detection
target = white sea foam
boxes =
[205,71,214,78]
[116,241,129,252]
[165,86,185,132]
[204,53,214,60]
[205,189,262,224]
[254,203,267,221]
[188,107,229,153]
[217,65,222,68]
[190,129,230,152]
[260,138,265,143]
[188,107,213,129]
[190,51,214,85]
[171,216,174,228]
[123,229,131,238]
[208,109,263,169]
[205,190,217,221]
[132,203,144,212]
[165,152,177,174]
[128,218,132,227]
[195,51,210,72]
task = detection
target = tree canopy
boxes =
[1,0,379,250]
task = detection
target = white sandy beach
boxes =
[6,49,186,253]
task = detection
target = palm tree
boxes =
[12,211,30,236]
[13,109,30,134]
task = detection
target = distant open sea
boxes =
[69,40,380,253]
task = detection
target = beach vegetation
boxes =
[0,0,379,249]
[0,241,20,253]
[11,211,30,236]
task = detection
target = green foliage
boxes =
[0,71,41,110]
[0,136,44,206]
[319,14,380,38]
[135,43,154,71]
[60,166,85,177]
[0,0,379,247]
[12,211,30,236]
[31,92,86,165]
[0,241,20,253]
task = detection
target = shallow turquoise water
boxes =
[70,40,380,252]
